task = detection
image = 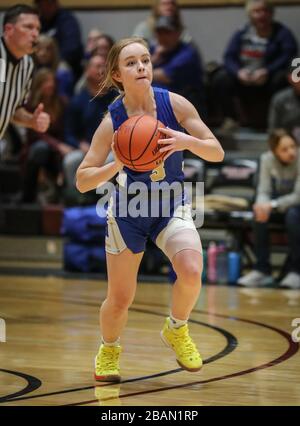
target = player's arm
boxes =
[159,92,224,162]
[76,114,123,193]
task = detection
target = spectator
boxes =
[22,68,70,203]
[33,34,74,99]
[34,0,84,80]
[84,28,102,60]
[269,63,300,144]
[150,16,205,116]
[213,0,298,128]
[132,0,191,44]
[238,129,300,289]
[63,55,117,193]
[75,34,115,94]
[91,34,115,61]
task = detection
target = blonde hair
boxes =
[245,0,274,15]
[97,37,149,97]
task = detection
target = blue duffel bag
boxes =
[63,242,107,272]
[61,205,107,243]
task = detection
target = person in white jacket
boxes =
[238,129,300,289]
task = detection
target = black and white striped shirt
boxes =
[0,36,34,140]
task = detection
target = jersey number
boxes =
[150,163,166,182]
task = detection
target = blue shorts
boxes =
[105,189,187,254]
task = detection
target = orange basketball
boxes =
[114,115,167,172]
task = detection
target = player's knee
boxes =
[176,260,202,286]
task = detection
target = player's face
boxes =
[274,136,298,165]
[7,14,41,57]
[114,43,153,91]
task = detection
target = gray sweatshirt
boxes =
[256,149,300,212]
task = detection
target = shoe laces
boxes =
[172,327,198,358]
[97,346,121,370]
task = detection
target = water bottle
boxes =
[228,251,241,284]
[216,243,228,285]
[207,242,218,283]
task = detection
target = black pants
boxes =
[254,206,300,274]
[212,67,288,125]
[22,140,60,203]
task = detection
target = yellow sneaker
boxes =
[94,344,122,382]
[160,317,202,372]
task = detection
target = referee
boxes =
[0,4,50,141]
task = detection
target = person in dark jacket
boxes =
[63,55,117,192]
[150,16,205,117]
[268,62,300,143]
[34,0,83,80]
[213,0,298,128]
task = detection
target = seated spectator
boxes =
[75,34,115,94]
[22,68,71,203]
[91,34,115,61]
[269,63,300,144]
[63,55,117,194]
[212,0,298,128]
[132,0,191,44]
[150,16,205,116]
[34,0,84,80]
[84,28,102,60]
[238,129,300,289]
[33,34,74,99]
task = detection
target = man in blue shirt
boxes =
[212,0,298,128]
[150,16,206,117]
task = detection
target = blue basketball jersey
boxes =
[108,87,185,188]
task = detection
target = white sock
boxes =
[169,314,188,329]
[102,337,120,347]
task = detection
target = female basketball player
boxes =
[76,37,224,382]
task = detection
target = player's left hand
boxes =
[31,103,50,133]
[158,127,190,161]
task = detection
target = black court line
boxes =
[0,308,237,404]
[1,297,298,405]
[0,369,42,403]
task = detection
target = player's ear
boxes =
[112,70,122,83]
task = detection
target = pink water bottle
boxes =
[207,241,218,283]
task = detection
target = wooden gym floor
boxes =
[0,275,299,406]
